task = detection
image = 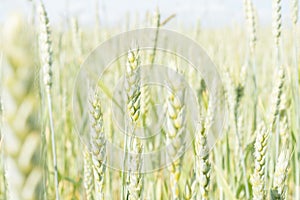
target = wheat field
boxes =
[0,0,299,200]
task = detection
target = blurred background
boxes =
[0,0,298,28]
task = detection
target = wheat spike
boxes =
[166,78,186,199]
[269,67,285,130]
[83,149,94,200]
[125,49,141,123]
[291,0,298,25]
[271,150,290,200]
[183,180,192,200]
[125,49,144,200]
[244,0,257,54]
[39,2,53,92]
[71,18,83,59]
[39,2,60,199]
[127,138,144,200]
[272,0,282,48]
[195,113,211,200]
[140,84,150,118]
[90,92,106,200]
[251,123,268,200]
[279,116,289,146]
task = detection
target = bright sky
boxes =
[0,0,298,28]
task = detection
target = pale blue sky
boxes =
[0,0,298,28]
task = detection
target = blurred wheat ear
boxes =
[0,11,43,200]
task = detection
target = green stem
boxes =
[234,119,250,199]
[46,91,60,200]
[251,55,257,132]
[121,123,128,200]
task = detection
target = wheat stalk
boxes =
[225,66,250,198]
[123,49,144,200]
[244,0,258,131]
[71,18,83,59]
[290,1,300,199]
[0,68,7,199]
[38,2,60,199]
[272,0,283,166]
[272,0,283,160]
